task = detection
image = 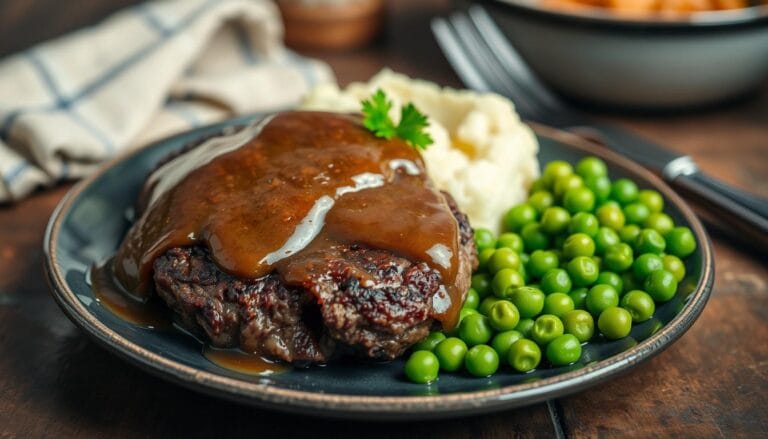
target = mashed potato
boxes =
[300,70,539,234]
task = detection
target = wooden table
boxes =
[1,1,766,437]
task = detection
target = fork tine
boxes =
[446,12,543,120]
[466,5,567,114]
[431,18,492,93]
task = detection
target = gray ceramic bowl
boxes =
[44,115,714,420]
[475,0,768,109]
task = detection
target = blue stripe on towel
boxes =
[2,0,220,150]
[70,0,218,104]
[59,160,69,182]
[284,50,317,88]
[0,110,22,139]
[25,51,67,107]
[26,51,115,153]
[134,4,172,37]
[69,110,116,153]
[167,102,201,128]
[234,24,260,65]
[2,161,29,186]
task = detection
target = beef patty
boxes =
[152,193,476,364]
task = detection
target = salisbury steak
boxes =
[153,193,476,364]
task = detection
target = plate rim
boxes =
[43,117,714,420]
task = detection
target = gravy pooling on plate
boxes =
[114,111,468,328]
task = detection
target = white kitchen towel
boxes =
[0,0,335,202]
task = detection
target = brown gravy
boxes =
[91,261,171,329]
[114,111,466,328]
[92,261,286,374]
[203,347,287,376]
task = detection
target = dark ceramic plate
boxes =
[44,115,714,420]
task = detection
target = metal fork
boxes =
[432,6,768,249]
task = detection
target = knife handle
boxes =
[682,171,768,220]
[671,173,768,251]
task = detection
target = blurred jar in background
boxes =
[277,0,385,50]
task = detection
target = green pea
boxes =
[619,224,641,245]
[554,174,584,199]
[566,256,599,287]
[584,175,612,203]
[474,228,497,251]
[541,268,572,294]
[542,160,574,187]
[624,202,650,225]
[521,223,550,252]
[527,250,559,278]
[563,233,596,259]
[563,186,596,214]
[488,248,522,274]
[568,287,589,310]
[662,254,686,282]
[478,296,502,316]
[529,191,555,214]
[510,286,546,318]
[540,207,572,235]
[595,271,623,293]
[413,331,447,352]
[504,204,538,232]
[592,255,602,270]
[492,268,525,299]
[477,248,496,272]
[404,350,440,383]
[621,271,641,294]
[600,200,621,209]
[586,284,620,316]
[644,212,674,236]
[464,288,480,310]
[595,227,621,254]
[598,307,633,340]
[519,262,529,284]
[464,345,499,377]
[562,309,595,342]
[603,243,634,272]
[638,189,664,213]
[531,314,565,346]
[665,226,697,258]
[620,290,656,322]
[576,156,608,180]
[434,337,468,372]
[458,313,494,346]
[488,300,521,331]
[596,204,626,230]
[644,270,678,302]
[508,339,542,372]
[529,177,548,194]
[542,293,575,318]
[515,318,535,338]
[471,273,492,298]
[635,228,666,255]
[546,334,583,366]
[632,253,664,280]
[553,233,568,250]
[456,308,479,332]
[610,178,639,205]
[491,330,523,359]
[497,233,524,253]
[569,212,599,237]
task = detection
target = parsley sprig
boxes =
[361,89,434,150]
